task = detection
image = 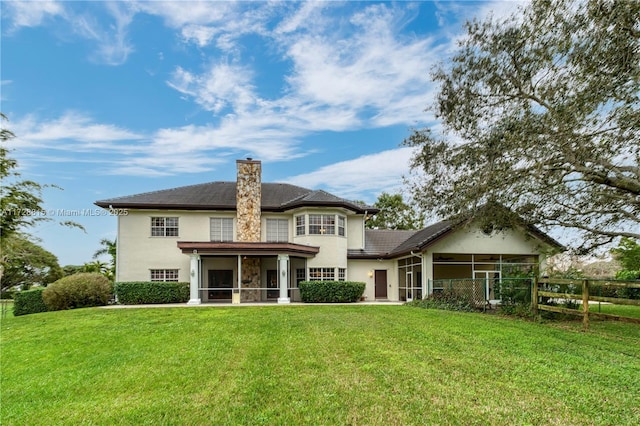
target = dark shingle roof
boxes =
[348,222,453,259]
[347,229,419,259]
[95,182,375,214]
[387,220,454,257]
[349,216,563,259]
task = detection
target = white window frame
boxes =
[151,217,179,237]
[266,218,289,242]
[338,215,345,236]
[309,267,336,281]
[210,217,234,242]
[150,269,179,282]
[295,215,306,236]
[309,214,335,235]
[338,268,346,281]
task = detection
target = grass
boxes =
[591,303,640,319]
[1,305,639,425]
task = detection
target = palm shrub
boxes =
[42,273,113,311]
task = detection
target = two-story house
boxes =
[95,159,562,304]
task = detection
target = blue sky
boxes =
[1,1,523,265]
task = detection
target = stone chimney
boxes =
[236,158,261,242]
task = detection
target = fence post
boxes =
[582,279,590,330]
[532,277,539,316]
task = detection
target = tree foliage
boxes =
[0,113,47,238]
[366,192,425,230]
[611,237,640,272]
[1,113,84,240]
[405,0,639,253]
[0,235,64,292]
[93,238,116,280]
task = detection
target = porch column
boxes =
[187,253,201,305]
[277,254,290,304]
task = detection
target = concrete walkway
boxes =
[102,300,404,309]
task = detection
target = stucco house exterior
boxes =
[95,159,562,304]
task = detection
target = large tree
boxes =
[406,0,639,253]
[1,113,84,285]
[0,113,48,238]
[1,235,64,292]
[366,192,425,230]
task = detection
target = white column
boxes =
[277,254,290,304]
[187,253,201,305]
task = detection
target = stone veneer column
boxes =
[236,159,262,302]
[236,158,261,241]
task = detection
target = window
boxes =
[210,217,234,242]
[338,216,345,236]
[309,214,335,235]
[295,215,305,236]
[150,269,179,282]
[296,268,306,286]
[338,268,346,281]
[151,217,179,237]
[309,267,335,281]
[266,219,288,242]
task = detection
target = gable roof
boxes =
[349,218,563,259]
[95,181,376,214]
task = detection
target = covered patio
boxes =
[177,241,319,304]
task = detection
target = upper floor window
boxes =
[266,219,288,242]
[296,215,305,236]
[309,214,335,235]
[211,217,233,242]
[338,216,345,236]
[150,269,179,282]
[151,217,179,237]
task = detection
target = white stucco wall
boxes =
[117,210,230,282]
[117,208,368,283]
[348,259,398,301]
[347,216,364,250]
[292,208,351,269]
[428,226,548,255]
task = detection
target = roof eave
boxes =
[94,201,236,211]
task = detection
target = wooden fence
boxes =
[533,278,640,329]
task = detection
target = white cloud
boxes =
[3,0,65,29]
[288,147,416,202]
[276,3,438,128]
[13,112,143,147]
[180,24,219,47]
[274,1,330,35]
[3,0,134,66]
[9,112,309,176]
[168,63,256,114]
[165,1,438,151]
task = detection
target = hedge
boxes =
[115,282,189,304]
[299,281,365,303]
[13,288,49,316]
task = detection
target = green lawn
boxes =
[1,306,639,425]
[591,303,640,319]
